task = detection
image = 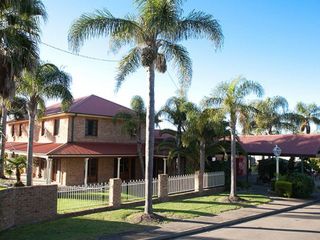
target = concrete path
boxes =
[102,196,320,240]
[179,202,320,240]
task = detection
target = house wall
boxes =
[72,116,144,143]
[97,158,114,182]
[6,116,69,144]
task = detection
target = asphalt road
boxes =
[178,202,320,240]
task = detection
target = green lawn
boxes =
[1,193,270,240]
[0,186,6,191]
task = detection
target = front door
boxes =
[87,158,98,183]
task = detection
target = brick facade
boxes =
[0,185,57,231]
[6,116,69,144]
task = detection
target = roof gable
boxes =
[46,95,133,117]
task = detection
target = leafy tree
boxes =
[205,76,264,201]
[158,96,188,174]
[113,95,146,178]
[252,96,292,134]
[5,155,27,187]
[0,0,47,99]
[68,0,223,217]
[183,103,225,179]
[290,102,320,134]
[17,63,73,186]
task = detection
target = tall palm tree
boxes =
[17,63,73,186]
[291,102,320,134]
[0,0,47,99]
[183,103,225,178]
[205,76,264,201]
[68,0,223,216]
[251,96,291,135]
[113,95,146,178]
[158,96,188,174]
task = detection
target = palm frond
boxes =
[115,47,141,91]
[68,9,140,52]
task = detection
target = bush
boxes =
[287,173,314,198]
[275,181,292,198]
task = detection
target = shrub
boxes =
[287,173,314,198]
[275,181,292,198]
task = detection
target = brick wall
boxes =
[97,158,114,183]
[6,117,69,144]
[0,185,57,231]
[72,116,145,143]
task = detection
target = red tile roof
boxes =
[239,134,320,156]
[46,94,133,117]
[49,142,139,156]
[5,142,166,157]
[5,142,63,155]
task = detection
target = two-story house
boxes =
[5,95,167,185]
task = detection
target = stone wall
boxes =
[0,185,57,231]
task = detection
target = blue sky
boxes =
[40,0,320,114]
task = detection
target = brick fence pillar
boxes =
[109,178,121,208]
[194,171,203,193]
[158,174,168,201]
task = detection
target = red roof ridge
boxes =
[69,95,92,110]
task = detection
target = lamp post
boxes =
[273,145,282,181]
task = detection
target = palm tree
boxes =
[183,103,225,179]
[68,0,223,217]
[0,0,47,99]
[5,155,27,187]
[205,76,264,201]
[251,96,292,135]
[290,102,320,134]
[17,63,73,186]
[0,96,27,178]
[113,95,146,178]
[158,96,188,174]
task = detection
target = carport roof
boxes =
[239,134,320,157]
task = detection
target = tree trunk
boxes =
[0,102,7,178]
[16,166,21,183]
[144,63,155,215]
[137,130,145,179]
[26,108,36,186]
[229,122,237,200]
[199,139,205,174]
[176,125,182,175]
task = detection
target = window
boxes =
[54,119,60,136]
[18,124,22,137]
[41,121,45,136]
[11,125,15,137]
[85,119,98,136]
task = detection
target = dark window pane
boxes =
[85,119,98,136]
[54,119,60,136]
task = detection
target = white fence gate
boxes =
[168,174,195,194]
[121,178,158,202]
[203,171,225,188]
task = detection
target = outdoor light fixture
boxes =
[273,145,282,180]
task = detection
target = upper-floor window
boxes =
[85,119,98,136]
[18,124,22,137]
[54,119,60,136]
[11,125,15,137]
[41,121,45,136]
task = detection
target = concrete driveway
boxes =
[179,203,320,240]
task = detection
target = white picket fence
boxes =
[168,173,195,194]
[121,178,158,202]
[57,182,109,212]
[203,171,225,188]
[57,171,225,212]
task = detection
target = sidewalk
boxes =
[101,194,320,240]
